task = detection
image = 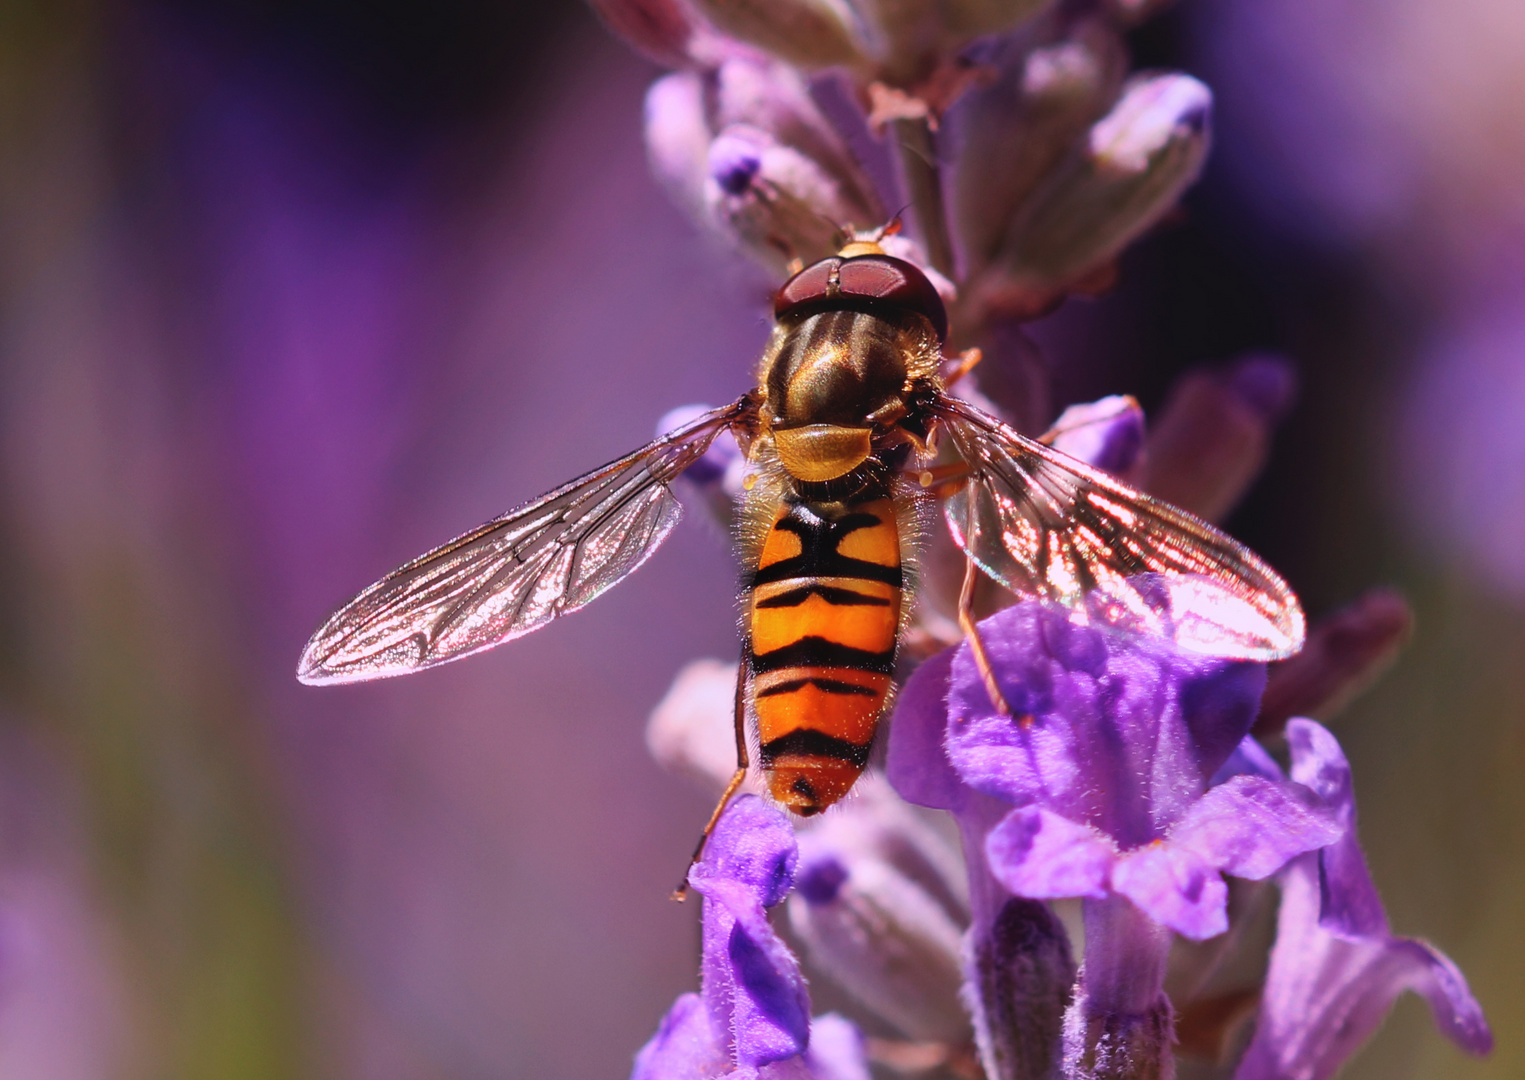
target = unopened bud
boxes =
[1141,355,1295,523]
[645,72,714,219]
[1256,589,1415,738]
[712,56,877,217]
[954,20,1127,278]
[706,124,880,274]
[646,57,883,274]
[686,0,868,71]
[789,847,971,1042]
[646,659,747,792]
[972,71,1211,319]
[967,898,1075,1080]
[586,0,711,68]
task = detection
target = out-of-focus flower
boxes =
[633,795,873,1079]
[645,53,884,274]
[1230,720,1493,1080]
[957,39,1213,322]
[787,776,971,1043]
[1140,354,1297,523]
[1044,394,1146,481]
[1255,588,1413,738]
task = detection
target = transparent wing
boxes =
[933,396,1305,661]
[298,397,755,684]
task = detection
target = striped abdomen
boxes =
[747,496,902,815]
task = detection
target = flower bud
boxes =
[713,58,878,217]
[645,57,883,274]
[1141,354,1296,523]
[645,71,715,220]
[646,658,749,793]
[971,71,1211,319]
[942,0,1056,39]
[586,0,711,68]
[705,124,880,274]
[789,846,970,1041]
[954,20,1128,278]
[966,898,1075,1080]
[849,0,1050,90]
[1256,589,1414,739]
[685,0,868,71]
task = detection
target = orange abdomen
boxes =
[747,496,902,815]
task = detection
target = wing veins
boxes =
[932,395,1306,661]
[299,397,754,683]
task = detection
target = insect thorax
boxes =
[759,308,939,483]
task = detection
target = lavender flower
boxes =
[605,4,1494,1080]
[888,601,1339,1079]
[1232,720,1493,1080]
[633,795,873,1079]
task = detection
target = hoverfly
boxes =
[298,233,1304,849]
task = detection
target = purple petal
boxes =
[885,647,970,811]
[1175,659,1269,782]
[631,993,726,1080]
[725,890,814,1067]
[688,795,797,908]
[801,1014,872,1080]
[1234,854,1493,1080]
[1169,774,1342,881]
[1046,395,1146,477]
[943,606,1103,817]
[1112,843,1229,940]
[1209,734,1285,785]
[689,797,811,1068]
[985,806,1114,899]
[1286,719,1386,938]
[944,602,1265,843]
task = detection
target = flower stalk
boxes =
[593,1,1495,1078]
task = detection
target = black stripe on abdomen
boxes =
[754,583,893,608]
[750,636,896,675]
[759,728,873,768]
[754,676,879,698]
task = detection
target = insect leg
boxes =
[959,550,1014,717]
[915,460,970,497]
[955,494,1013,717]
[940,347,983,387]
[671,657,752,901]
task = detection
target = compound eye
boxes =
[837,256,947,342]
[773,258,839,319]
[772,255,948,342]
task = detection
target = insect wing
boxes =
[933,396,1305,661]
[298,397,754,684]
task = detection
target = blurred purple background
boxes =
[0,0,1519,1077]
